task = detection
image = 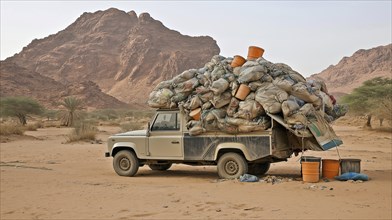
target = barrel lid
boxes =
[340,158,361,162]
[300,156,321,162]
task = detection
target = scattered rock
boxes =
[261,175,294,184]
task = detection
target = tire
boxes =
[217,152,248,179]
[248,162,270,176]
[148,163,172,171]
[113,150,139,177]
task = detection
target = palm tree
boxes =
[60,97,83,127]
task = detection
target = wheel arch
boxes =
[214,143,250,161]
[111,142,137,157]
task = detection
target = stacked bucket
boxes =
[301,157,361,183]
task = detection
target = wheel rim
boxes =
[225,160,239,175]
[119,157,131,171]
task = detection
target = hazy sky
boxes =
[1,1,391,76]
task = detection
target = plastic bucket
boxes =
[235,84,251,100]
[340,159,361,174]
[302,162,320,183]
[247,46,265,60]
[322,159,340,179]
[189,108,201,121]
[300,156,321,177]
[231,55,246,68]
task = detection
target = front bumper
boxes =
[105,152,110,157]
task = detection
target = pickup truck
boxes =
[105,109,342,179]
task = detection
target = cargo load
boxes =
[147,46,347,137]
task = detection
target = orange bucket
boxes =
[189,108,201,121]
[322,159,340,179]
[247,46,265,60]
[235,84,251,100]
[301,162,320,183]
[231,55,246,67]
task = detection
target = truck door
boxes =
[148,112,183,159]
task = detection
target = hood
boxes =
[114,130,147,136]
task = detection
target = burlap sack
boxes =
[211,78,229,95]
[238,65,268,83]
[235,100,265,120]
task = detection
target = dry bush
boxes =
[88,109,119,121]
[101,121,120,126]
[25,121,44,131]
[43,120,61,128]
[374,126,392,133]
[0,123,25,135]
[66,121,98,143]
[120,121,145,132]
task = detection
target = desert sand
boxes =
[1,123,391,219]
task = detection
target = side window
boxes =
[152,113,179,131]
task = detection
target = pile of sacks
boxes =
[148,46,347,136]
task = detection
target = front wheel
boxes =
[217,152,248,179]
[113,150,139,177]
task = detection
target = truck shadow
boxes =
[137,166,218,179]
[136,167,303,180]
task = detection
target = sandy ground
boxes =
[0,124,391,219]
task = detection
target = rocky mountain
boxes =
[310,44,392,97]
[5,8,220,106]
[0,60,128,109]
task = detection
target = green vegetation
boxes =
[87,108,154,122]
[0,95,153,139]
[341,77,392,127]
[66,121,98,143]
[0,96,44,125]
[120,122,145,132]
[43,109,59,121]
[59,97,84,127]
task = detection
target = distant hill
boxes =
[310,44,392,98]
[0,60,128,109]
[4,8,220,106]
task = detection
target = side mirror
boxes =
[147,122,151,137]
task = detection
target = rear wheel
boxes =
[217,152,248,179]
[248,162,270,176]
[113,150,139,177]
[148,163,172,171]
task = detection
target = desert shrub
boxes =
[24,121,45,131]
[43,109,59,121]
[88,109,119,121]
[59,97,84,127]
[101,121,120,126]
[120,122,145,132]
[25,123,38,131]
[43,120,61,128]
[0,123,25,135]
[123,109,155,119]
[82,118,100,126]
[66,121,98,143]
[341,77,392,128]
[0,96,44,125]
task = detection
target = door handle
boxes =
[171,141,180,144]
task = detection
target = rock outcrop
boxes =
[6,8,220,105]
[0,60,128,109]
[310,44,392,97]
